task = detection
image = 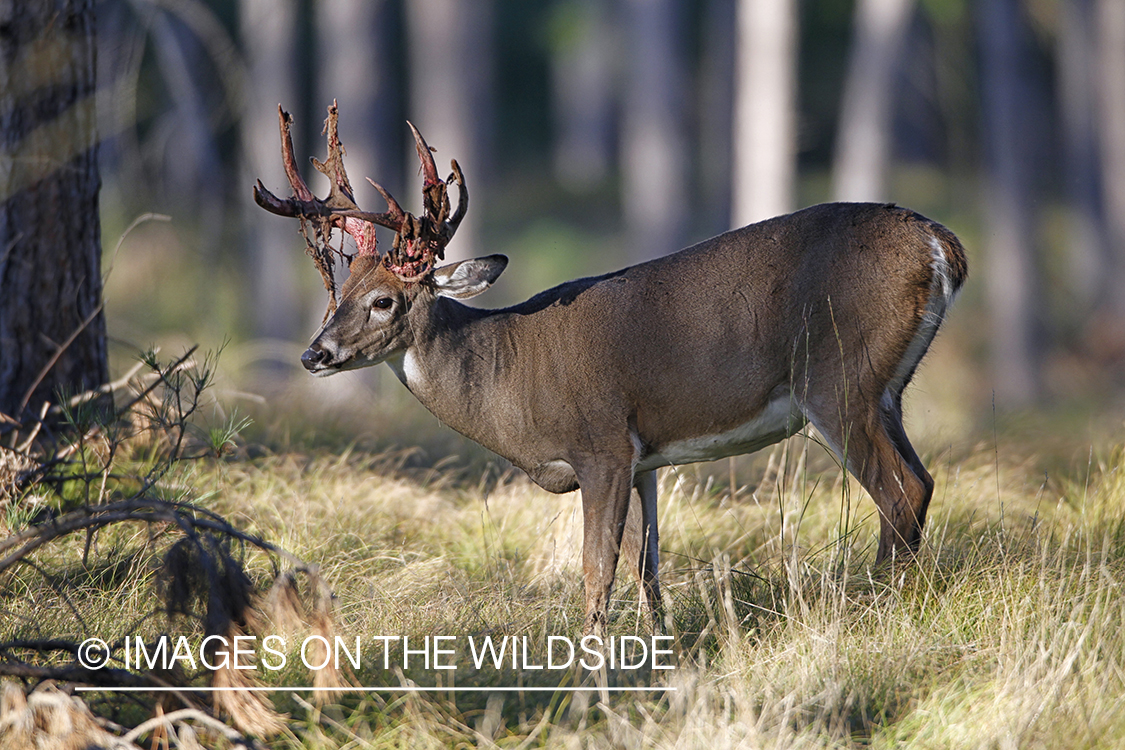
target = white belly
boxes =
[635,394,805,472]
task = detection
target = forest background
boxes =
[87,0,1125,446]
[5,1,1125,746]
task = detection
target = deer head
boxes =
[253,103,505,375]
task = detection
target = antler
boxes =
[253,103,468,315]
[379,122,467,282]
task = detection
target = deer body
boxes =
[305,202,966,634]
[255,107,967,636]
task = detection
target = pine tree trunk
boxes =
[621,0,689,260]
[317,0,402,206]
[732,0,797,226]
[240,0,301,344]
[832,0,915,202]
[0,0,108,419]
[405,0,494,262]
[550,0,614,192]
[977,0,1043,406]
[1058,0,1107,310]
[1095,0,1125,331]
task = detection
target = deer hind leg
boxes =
[880,390,934,533]
[621,470,663,627]
[805,394,930,563]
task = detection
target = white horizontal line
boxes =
[75,686,673,693]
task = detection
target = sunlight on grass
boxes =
[5,432,1124,747]
[207,438,1125,746]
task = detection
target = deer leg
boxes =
[578,463,635,638]
[880,391,934,532]
[857,422,929,562]
[806,407,929,563]
[630,472,661,625]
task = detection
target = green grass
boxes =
[4,432,1125,748]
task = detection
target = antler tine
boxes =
[279,105,315,202]
[408,121,453,229]
[404,121,467,250]
[252,105,324,218]
[408,121,440,189]
[443,159,468,238]
[312,101,359,210]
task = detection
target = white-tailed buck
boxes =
[255,104,967,636]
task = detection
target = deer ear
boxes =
[431,255,508,299]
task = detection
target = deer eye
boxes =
[373,297,393,310]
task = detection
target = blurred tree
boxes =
[549,0,615,192]
[405,0,494,262]
[977,0,1043,406]
[316,0,402,216]
[1058,0,1107,311]
[149,9,226,254]
[732,0,796,225]
[621,0,688,260]
[832,0,916,201]
[699,0,736,235]
[0,0,108,418]
[1093,0,1125,358]
[240,0,302,345]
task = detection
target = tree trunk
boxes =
[240,0,301,345]
[1057,0,1107,310]
[405,0,494,262]
[550,0,615,192]
[621,0,689,260]
[977,0,1043,406]
[316,0,402,210]
[731,0,797,226]
[0,0,108,419]
[1095,0,1125,340]
[699,0,737,235]
[832,0,915,202]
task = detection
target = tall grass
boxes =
[5,432,1125,747]
[199,435,1125,747]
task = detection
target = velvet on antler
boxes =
[253,103,467,318]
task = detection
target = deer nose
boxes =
[301,345,328,371]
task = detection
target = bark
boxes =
[732,0,797,226]
[240,0,301,343]
[832,0,915,202]
[621,0,689,260]
[977,0,1043,406]
[0,0,108,418]
[405,0,494,262]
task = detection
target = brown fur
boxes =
[305,202,967,635]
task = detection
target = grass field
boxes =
[5,400,1125,748]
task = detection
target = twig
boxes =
[57,358,149,413]
[121,707,267,748]
[0,661,206,716]
[0,495,312,575]
[15,401,51,453]
[104,213,172,284]
[18,302,107,415]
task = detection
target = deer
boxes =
[254,103,967,637]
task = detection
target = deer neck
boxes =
[385,296,510,451]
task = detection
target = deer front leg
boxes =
[578,463,634,638]
[630,474,661,629]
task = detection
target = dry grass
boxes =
[4,428,1125,748]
